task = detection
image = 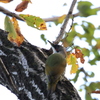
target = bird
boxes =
[45,41,67,96]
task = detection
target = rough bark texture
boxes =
[0,29,81,100]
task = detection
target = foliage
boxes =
[4,16,24,46]
[77,1,98,17]
[19,14,47,30]
[0,0,100,100]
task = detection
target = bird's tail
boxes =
[47,82,57,96]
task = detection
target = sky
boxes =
[0,0,100,100]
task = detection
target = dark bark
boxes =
[0,29,81,100]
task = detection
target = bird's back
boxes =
[45,53,66,75]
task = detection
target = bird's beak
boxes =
[48,40,57,53]
[47,40,54,46]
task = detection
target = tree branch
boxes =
[0,6,100,22]
[44,6,100,22]
[0,29,82,100]
[0,6,24,21]
[53,0,77,44]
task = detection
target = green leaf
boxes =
[79,88,82,92]
[77,1,98,17]
[40,34,47,44]
[85,91,93,100]
[4,16,17,39]
[82,48,90,57]
[81,21,95,45]
[89,59,96,65]
[88,72,94,77]
[62,24,79,47]
[19,14,47,30]
[72,70,80,83]
[86,82,100,93]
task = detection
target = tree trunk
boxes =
[0,29,81,100]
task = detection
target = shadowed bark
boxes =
[0,29,81,100]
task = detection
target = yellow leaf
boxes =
[0,0,12,3]
[66,53,79,74]
[12,17,20,34]
[67,53,77,65]
[58,14,66,23]
[70,64,79,74]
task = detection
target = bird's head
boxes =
[48,40,66,58]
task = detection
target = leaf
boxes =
[4,16,17,39]
[86,82,100,93]
[81,48,90,57]
[4,16,24,46]
[61,24,78,47]
[15,1,29,12]
[19,14,47,30]
[72,70,80,83]
[67,53,79,74]
[0,0,12,3]
[81,21,95,45]
[88,72,94,77]
[40,34,47,44]
[85,91,92,100]
[71,64,79,74]
[95,39,100,49]
[11,17,24,46]
[77,1,98,17]
[58,14,66,23]
[89,59,96,65]
[75,48,85,64]
[54,14,66,25]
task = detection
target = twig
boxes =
[0,5,77,22]
[0,6,24,21]
[67,15,74,33]
[54,0,77,44]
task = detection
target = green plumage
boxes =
[45,53,66,95]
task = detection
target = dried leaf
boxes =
[15,1,29,12]
[11,17,24,46]
[67,53,79,74]
[0,0,12,3]
[19,14,47,30]
[75,48,85,63]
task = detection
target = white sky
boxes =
[0,0,100,100]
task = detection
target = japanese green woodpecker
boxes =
[45,41,67,96]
